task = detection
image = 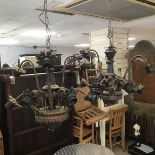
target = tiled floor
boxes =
[114,147,130,155]
[113,139,134,155]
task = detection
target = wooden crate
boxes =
[0,130,4,155]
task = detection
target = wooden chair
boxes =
[85,69,99,81]
[107,106,127,151]
[85,61,103,80]
[73,87,107,144]
[73,116,94,144]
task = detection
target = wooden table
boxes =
[54,144,115,155]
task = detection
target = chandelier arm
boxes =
[16,93,24,101]
[123,55,149,79]
[130,80,138,87]
[19,60,41,91]
[100,78,105,86]
[87,49,100,62]
[62,56,72,86]
[132,55,148,64]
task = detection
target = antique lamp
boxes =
[6,0,77,129]
[26,0,77,126]
[83,0,154,106]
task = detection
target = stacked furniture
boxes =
[73,87,107,144]
[0,70,77,155]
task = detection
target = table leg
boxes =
[122,112,125,151]
[100,120,106,146]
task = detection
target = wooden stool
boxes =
[0,130,4,155]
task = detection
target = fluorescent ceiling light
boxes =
[75,44,90,47]
[57,34,62,38]
[0,38,19,45]
[21,30,46,38]
[128,37,136,41]
[58,0,73,4]
[21,30,61,38]
[128,45,135,48]
[57,0,74,7]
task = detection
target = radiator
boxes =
[146,114,155,145]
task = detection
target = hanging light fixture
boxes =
[97,0,123,104]
[82,0,154,106]
[31,0,77,126]
[6,0,77,130]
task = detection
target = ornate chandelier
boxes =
[81,0,154,106]
[5,0,77,128]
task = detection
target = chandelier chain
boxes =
[107,0,113,46]
[39,0,51,49]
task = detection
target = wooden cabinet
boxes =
[0,71,77,155]
[0,130,4,155]
[7,108,72,155]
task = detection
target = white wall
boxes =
[0,46,80,67]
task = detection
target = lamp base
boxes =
[128,143,155,155]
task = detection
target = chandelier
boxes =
[5,0,77,129]
[81,0,154,106]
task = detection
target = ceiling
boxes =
[0,0,155,48]
[52,0,155,21]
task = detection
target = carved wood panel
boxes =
[133,56,155,104]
